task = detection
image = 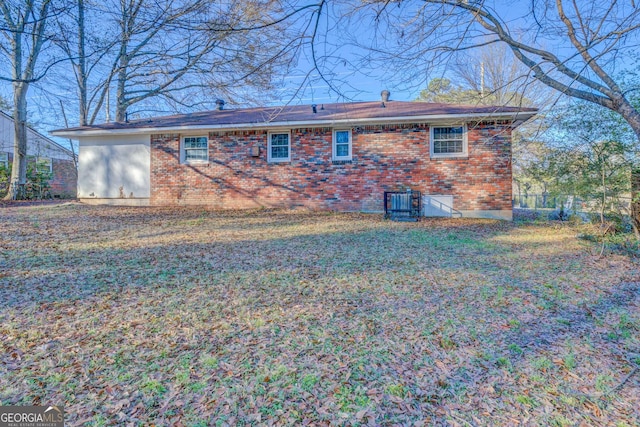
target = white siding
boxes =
[0,112,73,160]
[78,135,150,199]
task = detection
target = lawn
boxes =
[1,203,639,426]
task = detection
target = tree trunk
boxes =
[77,0,88,126]
[614,100,640,239]
[1,0,50,200]
[115,51,129,122]
[631,167,640,240]
[601,159,606,224]
[4,84,28,200]
[115,6,129,123]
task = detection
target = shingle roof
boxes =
[51,101,537,136]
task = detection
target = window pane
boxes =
[433,127,463,154]
[184,137,207,148]
[184,137,208,161]
[434,140,463,154]
[335,131,350,144]
[186,148,207,161]
[271,133,289,146]
[434,127,463,140]
[334,130,351,159]
[36,157,52,173]
[271,145,289,159]
[269,133,289,160]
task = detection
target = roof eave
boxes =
[50,110,537,138]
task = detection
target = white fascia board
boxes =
[50,111,537,139]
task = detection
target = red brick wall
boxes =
[50,158,77,197]
[2,153,77,198]
[150,121,512,212]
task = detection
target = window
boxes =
[430,125,467,158]
[35,157,52,174]
[0,152,8,169]
[268,132,290,162]
[182,136,208,163]
[333,129,352,161]
[27,156,52,175]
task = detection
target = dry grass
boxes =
[1,203,639,426]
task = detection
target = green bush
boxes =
[27,160,53,199]
[0,159,52,199]
[0,163,9,198]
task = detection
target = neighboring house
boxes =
[1,110,77,197]
[51,95,536,219]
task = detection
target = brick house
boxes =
[1,110,77,197]
[52,97,536,219]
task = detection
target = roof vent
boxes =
[215,99,225,111]
[312,104,317,114]
[381,89,390,103]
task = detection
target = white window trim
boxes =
[332,129,352,161]
[430,124,468,158]
[181,135,209,164]
[267,131,291,163]
[0,152,8,168]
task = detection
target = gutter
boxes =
[50,111,537,138]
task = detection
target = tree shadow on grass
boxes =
[2,207,639,425]
[0,210,628,310]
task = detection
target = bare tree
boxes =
[313,0,640,234]
[51,0,297,125]
[449,43,553,108]
[53,0,120,126]
[442,1,640,235]
[0,94,10,110]
[0,0,60,200]
[633,166,640,239]
[414,43,557,130]
[341,1,640,128]
[127,0,638,232]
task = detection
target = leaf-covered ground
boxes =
[1,203,639,426]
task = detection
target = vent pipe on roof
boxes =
[381,89,390,104]
[215,99,225,111]
[311,104,317,114]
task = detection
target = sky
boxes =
[1,0,638,150]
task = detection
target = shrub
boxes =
[0,163,10,198]
[0,160,52,199]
